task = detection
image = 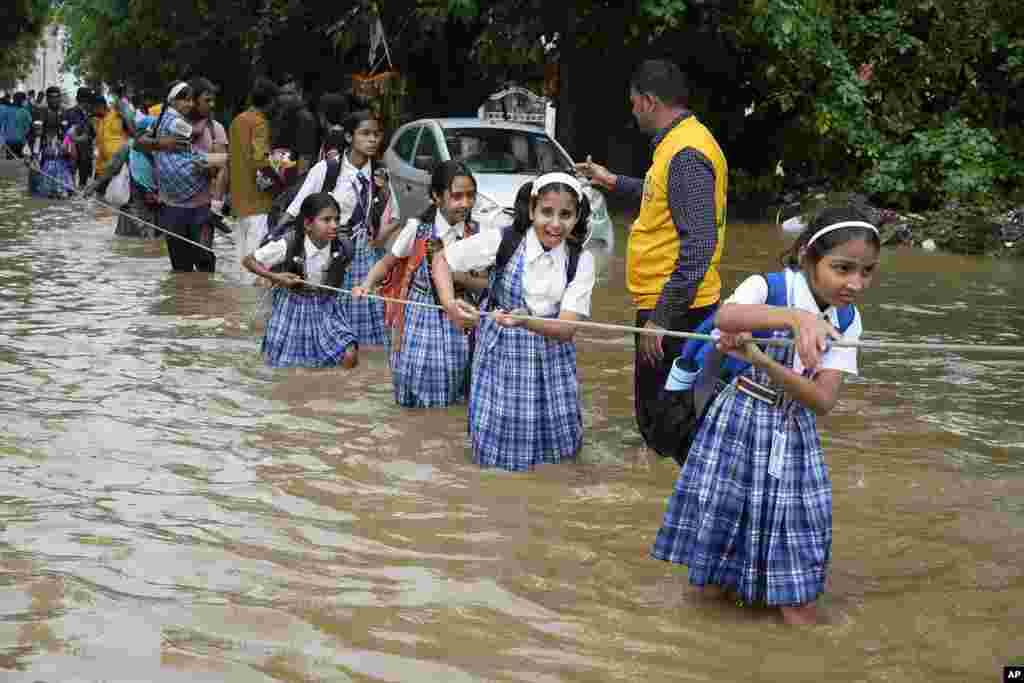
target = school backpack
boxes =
[483,227,583,310]
[264,158,342,241]
[649,270,857,467]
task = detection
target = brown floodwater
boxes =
[1,161,1022,682]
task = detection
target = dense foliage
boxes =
[52,0,1024,209]
[0,0,52,89]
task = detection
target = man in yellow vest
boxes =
[576,59,728,458]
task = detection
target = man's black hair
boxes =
[629,59,689,108]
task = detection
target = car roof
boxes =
[409,117,550,134]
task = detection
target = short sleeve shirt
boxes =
[444,228,596,318]
[253,235,333,285]
[725,270,862,376]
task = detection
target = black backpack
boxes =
[486,228,582,310]
[265,158,342,238]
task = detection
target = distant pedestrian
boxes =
[153,81,217,272]
[26,86,76,198]
[93,95,128,179]
[65,87,95,187]
[5,93,32,158]
[229,77,279,280]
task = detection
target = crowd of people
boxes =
[4,60,883,626]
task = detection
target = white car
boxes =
[383,117,614,257]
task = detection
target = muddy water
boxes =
[1,161,1022,682]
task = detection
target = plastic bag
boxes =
[104,163,131,207]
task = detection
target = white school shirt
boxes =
[390,210,477,258]
[253,235,334,286]
[725,269,862,376]
[286,154,400,228]
[443,228,596,318]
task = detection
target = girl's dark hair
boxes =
[298,192,341,226]
[342,109,378,137]
[188,77,217,101]
[781,205,880,269]
[418,160,477,224]
[518,180,592,246]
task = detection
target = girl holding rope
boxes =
[353,161,487,408]
[433,173,596,471]
[284,111,401,349]
[651,206,880,625]
[242,192,358,369]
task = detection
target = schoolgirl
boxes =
[242,192,358,369]
[651,206,881,625]
[354,161,487,407]
[433,172,597,471]
[285,111,401,348]
[27,86,76,198]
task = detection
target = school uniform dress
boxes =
[652,269,863,607]
[389,213,480,408]
[287,155,399,348]
[445,229,597,471]
[254,235,358,368]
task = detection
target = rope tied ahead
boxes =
[8,140,1024,357]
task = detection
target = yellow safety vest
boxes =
[627,116,728,311]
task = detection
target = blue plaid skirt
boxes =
[467,242,582,470]
[341,229,388,348]
[262,287,358,368]
[390,275,470,408]
[31,154,74,198]
[651,354,832,607]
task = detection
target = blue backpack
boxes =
[650,270,857,466]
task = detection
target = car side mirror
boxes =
[413,155,433,171]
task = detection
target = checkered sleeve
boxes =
[612,174,644,200]
[652,148,718,329]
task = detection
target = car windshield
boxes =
[444,128,573,174]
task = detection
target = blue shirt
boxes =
[154,106,207,205]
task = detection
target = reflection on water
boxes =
[1,161,1022,681]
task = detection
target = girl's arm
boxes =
[353,253,398,294]
[716,302,840,372]
[242,254,302,289]
[720,333,844,415]
[494,309,579,342]
[432,249,480,329]
[368,220,402,248]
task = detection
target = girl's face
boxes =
[347,119,383,159]
[173,96,194,116]
[530,189,578,251]
[194,92,215,118]
[432,175,476,226]
[304,206,340,247]
[805,238,879,308]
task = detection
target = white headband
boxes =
[531,172,583,199]
[166,82,189,102]
[806,220,879,248]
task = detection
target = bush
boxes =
[863,117,1024,209]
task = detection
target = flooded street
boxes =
[1,159,1022,682]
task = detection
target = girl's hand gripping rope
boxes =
[789,310,840,371]
[447,300,480,330]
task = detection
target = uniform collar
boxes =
[524,227,566,264]
[343,152,371,179]
[434,209,466,241]
[304,235,332,258]
[788,269,838,322]
[651,110,694,150]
